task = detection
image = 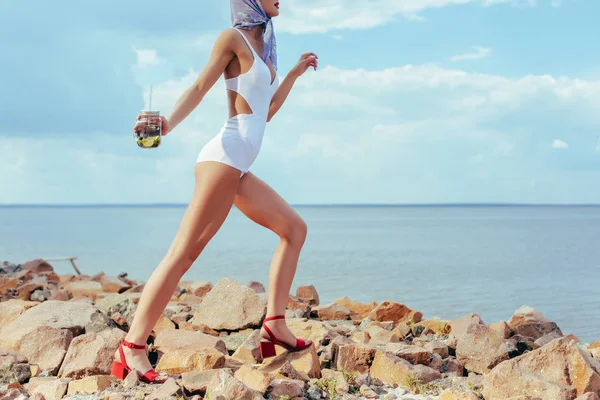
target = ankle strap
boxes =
[264,315,285,323]
[122,339,147,350]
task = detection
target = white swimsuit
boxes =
[196,28,279,176]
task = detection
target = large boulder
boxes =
[193,278,266,331]
[483,336,600,400]
[20,326,73,374]
[0,299,38,328]
[367,301,422,325]
[58,328,126,379]
[0,300,107,351]
[456,323,510,374]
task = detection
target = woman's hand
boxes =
[133,115,172,137]
[290,52,318,79]
[159,116,171,136]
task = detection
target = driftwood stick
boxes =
[43,256,82,276]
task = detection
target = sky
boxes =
[1,0,600,205]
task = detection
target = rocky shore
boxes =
[1,259,599,400]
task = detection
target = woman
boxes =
[111,0,318,383]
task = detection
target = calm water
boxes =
[1,205,599,343]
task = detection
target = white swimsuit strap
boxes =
[232,28,259,60]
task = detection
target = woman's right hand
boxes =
[133,115,172,136]
[159,116,171,136]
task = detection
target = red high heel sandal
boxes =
[259,315,313,359]
[111,339,167,384]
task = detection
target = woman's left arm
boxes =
[267,52,318,122]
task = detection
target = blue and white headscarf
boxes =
[230,0,277,71]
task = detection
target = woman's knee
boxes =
[279,215,308,248]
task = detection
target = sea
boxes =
[1,204,599,343]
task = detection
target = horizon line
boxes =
[1,202,600,208]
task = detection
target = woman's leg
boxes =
[233,172,311,347]
[115,161,242,374]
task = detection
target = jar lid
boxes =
[140,110,160,116]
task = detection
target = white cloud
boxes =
[451,46,492,62]
[277,0,536,34]
[134,48,162,68]
[552,139,569,149]
[4,59,600,204]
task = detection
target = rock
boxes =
[267,378,305,399]
[334,296,377,319]
[311,303,351,321]
[181,370,223,395]
[0,350,30,384]
[417,318,452,335]
[232,330,263,364]
[169,312,192,326]
[193,278,265,330]
[450,313,485,338]
[392,322,412,339]
[58,328,126,379]
[482,336,600,400]
[247,281,266,293]
[332,343,376,374]
[0,277,18,294]
[0,261,22,274]
[177,294,203,304]
[122,369,139,389]
[489,321,513,339]
[30,364,41,378]
[152,314,176,336]
[184,281,213,297]
[234,365,272,394]
[296,285,320,306]
[258,359,306,382]
[508,305,548,327]
[95,294,137,326]
[363,325,400,345]
[575,393,600,400]
[370,350,441,388]
[507,305,562,340]
[0,300,107,352]
[367,301,422,325]
[30,289,50,302]
[63,281,104,300]
[321,368,349,393]
[287,295,311,314]
[147,377,184,400]
[205,369,263,400]
[0,388,28,400]
[425,340,450,359]
[155,328,227,354]
[0,300,38,328]
[66,375,113,395]
[19,326,73,374]
[99,276,130,293]
[286,319,340,352]
[154,329,227,374]
[439,389,480,400]
[221,331,253,354]
[384,343,431,365]
[359,384,379,398]
[439,357,464,377]
[535,330,564,347]
[29,378,70,400]
[259,345,321,379]
[22,259,54,274]
[156,346,225,375]
[456,323,510,374]
[49,289,70,301]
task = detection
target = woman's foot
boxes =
[111,340,167,383]
[259,315,312,350]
